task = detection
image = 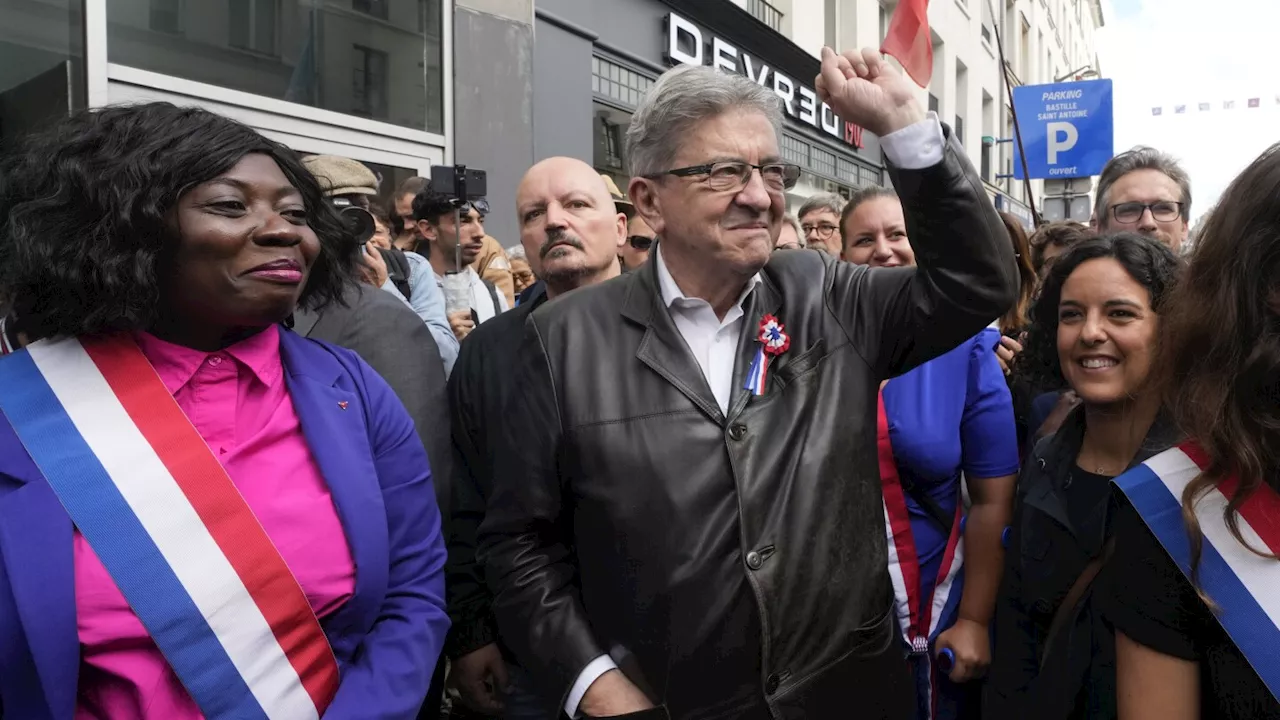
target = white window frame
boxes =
[84,0,453,162]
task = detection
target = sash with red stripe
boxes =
[878,389,966,719]
[1116,441,1280,703]
[0,334,340,719]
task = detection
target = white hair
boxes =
[626,64,785,179]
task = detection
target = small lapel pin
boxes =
[744,314,790,396]
[338,401,349,410]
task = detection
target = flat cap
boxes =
[302,154,378,197]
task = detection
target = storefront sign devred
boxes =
[665,12,865,150]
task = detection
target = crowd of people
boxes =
[0,40,1278,720]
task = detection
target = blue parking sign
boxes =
[1013,79,1114,180]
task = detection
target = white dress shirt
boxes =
[562,112,946,717]
[656,249,763,415]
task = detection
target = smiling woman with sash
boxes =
[984,234,1181,720]
[0,104,449,720]
[1101,145,1280,719]
[841,188,1021,720]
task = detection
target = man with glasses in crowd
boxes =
[798,192,846,255]
[479,49,1016,719]
[1092,146,1192,252]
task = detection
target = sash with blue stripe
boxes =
[1115,442,1280,704]
[0,334,340,719]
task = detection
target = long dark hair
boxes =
[1015,232,1181,393]
[1154,143,1280,585]
[997,211,1037,334]
[0,102,356,342]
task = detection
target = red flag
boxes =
[881,0,932,88]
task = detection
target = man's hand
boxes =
[935,618,992,683]
[579,669,655,717]
[996,335,1023,376]
[816,47,926,137]
[449,310,476,341]
[360,243,389,287]
[450,643,509,715]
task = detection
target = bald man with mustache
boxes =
[443,157,626,719]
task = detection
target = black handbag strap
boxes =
[900,474,955,534]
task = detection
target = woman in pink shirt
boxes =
[0,103,449,719]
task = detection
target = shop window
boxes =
[811,147,837,179]
[418,0,440,35]
[746,0,784,32]
[593,102,633,181]
[781,134,810,168]
[151,0,184,34]
[602,119,624,170]
[228,0,277,56]
[837,158,859,185]
[592,55,654,110]
[354,0,390,20]
[0,0,84,152]
[352,44,389,120]
[106,0,444,134]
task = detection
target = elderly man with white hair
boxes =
[479,48,1017,719]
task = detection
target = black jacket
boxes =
[444,282,546,659]
[477,128,1017,719]
[985,407,1179,720]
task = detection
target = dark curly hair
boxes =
[1014,232,1181,393]
[0,102,356,342]
[411,186,456,225]
[1028,220,1094,275]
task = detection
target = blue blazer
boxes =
[0,329,449,719]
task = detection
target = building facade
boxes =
[2,0,452,213]
[533,0,888,221]
[775,0,1105,228]
[0,0,1101,242]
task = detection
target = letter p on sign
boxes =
[1047,122,1079,164]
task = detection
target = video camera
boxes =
[328,196,376,247]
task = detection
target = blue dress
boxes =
[882,327,1020,719]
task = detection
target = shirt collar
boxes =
[435,266,477,284]
[655,244,761,310]
[134,324,283,394]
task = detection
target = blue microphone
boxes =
[1001,526,1012,548]
[937,648,956,673]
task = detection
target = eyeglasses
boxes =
[628,235,654,250]
[646,161,801,192]
[776,242,803,251]
[801,223,839,240]
[1109,201,1183,224]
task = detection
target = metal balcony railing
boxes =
[747,0,784,32]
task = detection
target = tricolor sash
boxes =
[1115,442,1280,704]
[0,334,340,719]
[0,316,14,356]
[878,391,966,719]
